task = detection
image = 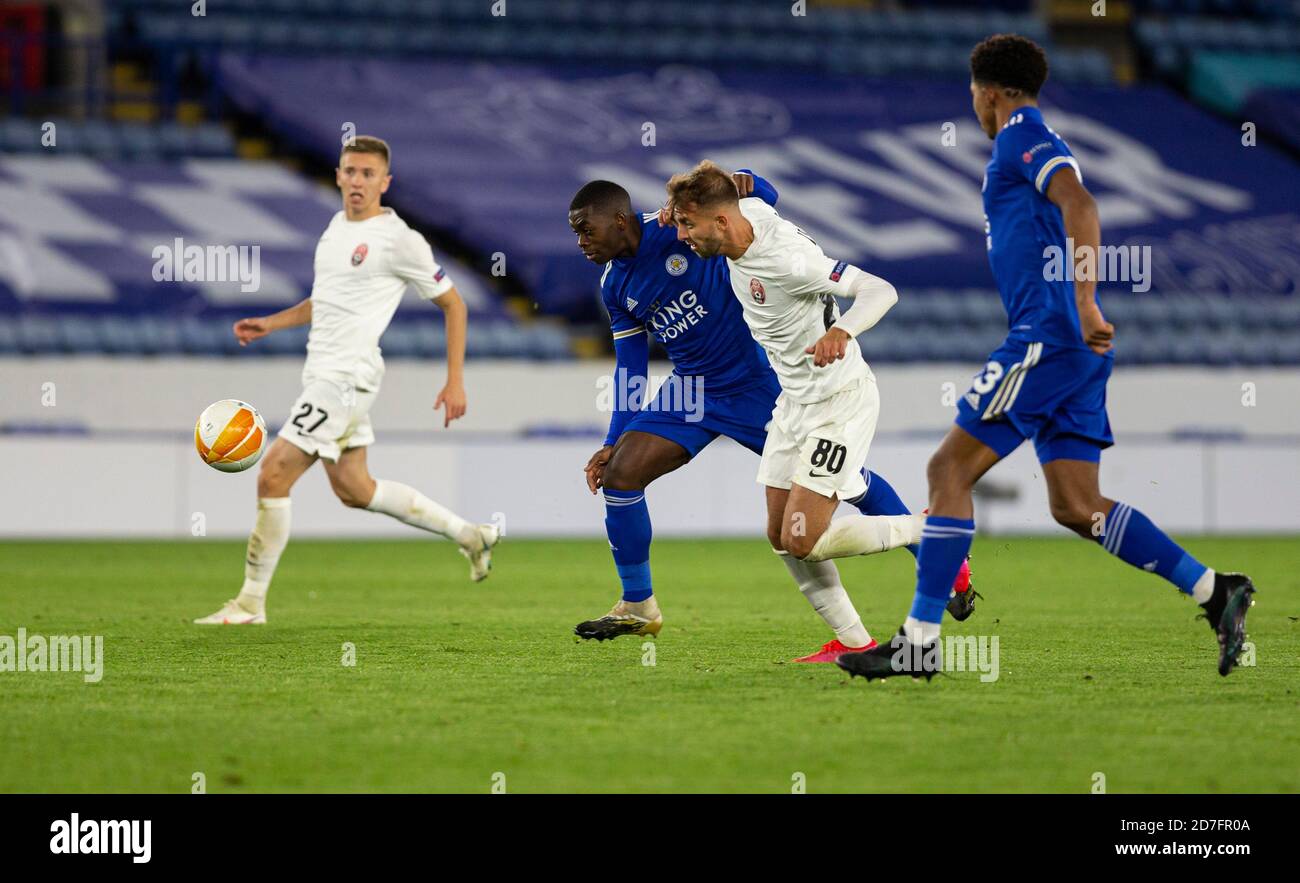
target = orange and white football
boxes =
[194,399,267,473]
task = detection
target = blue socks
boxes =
[603,489,653,602]
[850,470,920,558]
[909,516,975,624]
[1098,502,1208,595]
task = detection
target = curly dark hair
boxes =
[970,34,1049,97]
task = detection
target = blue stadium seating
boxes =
[106,1,1100,83]
[0,119,235,158]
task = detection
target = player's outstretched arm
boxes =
[433,287,468,427]
[1046,171,1112,355]
[232,297,312,346]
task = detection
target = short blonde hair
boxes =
[341,135,391,169]
[665,159,736,213]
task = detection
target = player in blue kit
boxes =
[837,35,1255,681]
[568,172,974,659]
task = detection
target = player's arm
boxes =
[777,231,898,367]
[232,298,311,345]
[1046,170,1113,355]
[432,287,467,427]
[586,303,648,493]
[806,271,898,367]
[391,229,467,426]
[733,168,778,206]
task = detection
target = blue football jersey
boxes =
[601,214,773,394]
[983,105,1097,349]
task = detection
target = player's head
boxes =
[969,34,1049,139]
[568,180,635,264]
[665,159,738,259]
[337,135,393,216]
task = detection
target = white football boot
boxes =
[461,523,501,582]
[193,598,266,625]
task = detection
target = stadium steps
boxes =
[0,315,574,361]
[0,298,1295,364]
[108,61,160,123]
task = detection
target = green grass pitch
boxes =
[1,536,1297,793]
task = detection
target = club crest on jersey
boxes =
[665,254,688,277]
[351,244,368,267]
[750,278,766,304]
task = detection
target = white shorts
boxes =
[278,376,378,462]
[756,377,879,500]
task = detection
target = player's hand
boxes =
[434,382,467,427]
[657,201,674,227]
[1079,303,1115,355]
[732,172,755,197]
[805,327,852,367]
[584,445,613,494]
[233,316,271,346]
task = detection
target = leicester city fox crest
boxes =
[665,254,688,276]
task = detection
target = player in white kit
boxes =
[666,161,932,630]
[195,136,499,625]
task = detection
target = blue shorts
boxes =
[622,372,780,457]
[955,338,1114,464]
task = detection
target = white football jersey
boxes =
[726,198,870,404]
[304,208,454,389]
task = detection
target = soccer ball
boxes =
[195,399,267,473]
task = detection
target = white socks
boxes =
[365,479,477,547]
[777,549,872,649]
[801,514,925,563]
[1192,568,1216,604]
[903,616,941,646]
[237,497,292,609]
[233,482,472,612]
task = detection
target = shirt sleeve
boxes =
[392,229,455,301]
[780,228,864,299]
[604,330,649,447]
[604,277,645,342]
[601,280,648,445]
[1000,125,1082,195]
[830,271,898,338]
